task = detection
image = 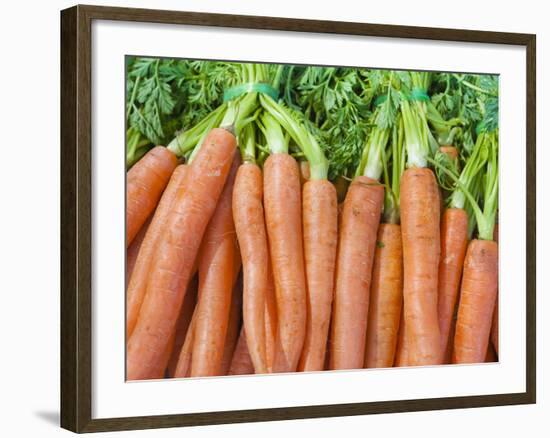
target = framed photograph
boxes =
[60,4,536,433]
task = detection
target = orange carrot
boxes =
[126,165,188,338]
[330,177,384,370]
[233,163,269,374]
[298,180,338,371]
[299,161,310,185]
[126,216,150,286]
[443,312,457,364]
[173,313,196,378]
[453,240,498,364]
[127,128,236,380]
[491,301,499,355]
[144,332,176,380]
[491,224,499,354]
[264,257,277,372]
[263,153,307,372]
[229,328,255,376]
[364,224,403,368]
[439,145,459,161]
[191,152,241,377]
[166,276,198,377]
[401,167,442,366]
[437,208,468,359]
[220,271,244,375]
[394,312,409,367]
[126,146,177,246]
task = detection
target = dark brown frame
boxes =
[61,4,536,433]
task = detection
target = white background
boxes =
[0,0,546,437]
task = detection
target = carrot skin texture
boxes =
[191,153,241,377]
[126,146,177,247]
[229,328,255,375]
[365,224,403,368]
[437,208,469,359]
[220,271,244,375]
[127,129,236,380]
[126,216,150,287]
[298,180,338,371]
[491,224,499,354]
[263,154,307,372]
[166,276,198,377]
[233,163,269,374]
[401,168,442,366]
[126,165,189,338]
[264,257,278,372]
[394,311,409,367]
[330,176,384,370]
[453,240,498,364]
[173,313,196,378]
[299,161,310,185]
[491,300,499,355]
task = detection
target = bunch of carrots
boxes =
[125,61,499,380]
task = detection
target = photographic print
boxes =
[61,5,534,432]
[125,58,500,380]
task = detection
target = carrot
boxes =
[364,224,403,368]
[259,97,332,373]
[264,257,277,372]
[229,328,255,375]
[298,180,338,371]
[166,276,198,378]
[299,160,310,185]
[401,167,442,366]
[442,312,457,364]
[491,301,499,355]
[491,224,499,354]
[453,240,498,364]
[394,313,409,367]
[190,152,241,377]
[126,165,189,338]
[233,162,269,374]
[263,153,307,372]
[144,332,176,380]
[126,146,177,246]
[126,216,150,287]
[173,313,196,378]
[220,271,244,375]
[439,146,459,160]
[330,177,384,370]
[437,208,468,359]
[127,128,237,380]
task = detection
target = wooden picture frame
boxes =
[61,4,536,433]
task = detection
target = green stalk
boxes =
[356,125,390,179]
[240,123,257,164]
[448,132,489,210]
[401,97,430,168]
[382,114,405,224]
[166,104,227,156]
[257,111,289,155]
[430,131,498,240]
[260,94,329,180]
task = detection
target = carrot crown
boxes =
[260,94,329,180]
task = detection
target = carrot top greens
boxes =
[126,57,499,193]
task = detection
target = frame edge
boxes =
[60,4,79,433]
